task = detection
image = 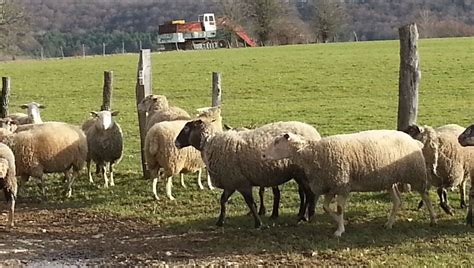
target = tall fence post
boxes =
[102,43,106,56]
[82,44,86,58]
[122,41,125,54]
[397,23,420,131]
[212,72,222,107]
[60,46,65,59]
[40,46,44,60]
[1,77,11,118]
[101,71,113,111]
[135,49,152,179]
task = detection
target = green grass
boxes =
[1,37,473,265]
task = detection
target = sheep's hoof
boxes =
[297,216,308,223]
[254,222,263,229]
[216,219,224,227]
[466,211,473,227]
[208,185,215,191]
[460,201,467,209]
[258,208,266,216]
[110,182,115,187]
[168,196,176,201]
[333,230,344,237]
[417,200,424,210]
[153,195,160,201]
[440,203,454,216]
[269,214,279,220]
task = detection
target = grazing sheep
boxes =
[82,111,123,188]
[0,143,17,227]
[0,122,87,199]
[262,130,437,237]
[404,124,474,215]
[7,102,45,125]
[145,107,222,200]
[458,124,474,227]
[175,120,321,228]
[137,94,191,132]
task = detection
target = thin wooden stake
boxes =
[212,72,222,107]
[101,71,113,111]
[1,77,11,118]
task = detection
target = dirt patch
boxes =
[0,204,321,266]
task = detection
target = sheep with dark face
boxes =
[83,111,123,188]
[458,124,474,227]
[263,130,437,237]
[175,120,321,228]
[0,143,16,227]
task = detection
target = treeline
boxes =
[1,0,473,58]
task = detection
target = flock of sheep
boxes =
[0,96,473,237]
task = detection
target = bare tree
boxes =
[0,0,28,53]
[311,0,347,43]
[245,0,285,45]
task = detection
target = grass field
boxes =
[0,37,473,265]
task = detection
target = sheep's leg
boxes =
[87,160,94,184]
[269,186,280,220]
[3,188,15,227]
[101,164,109,188]
[206,170,214,190]
[438,187,454,215]
[239,188,263,228]
[385,185,402,229]
[296,183,307,221]
[196,169,204,190]
[322,193,337,219]
[36,176,47,201]
[65,169,79,198]
[152,178,159,200]
[459,180,466,209]
[333,194,348,237]
[258,187,266,216]
[166,176,175,200]
[419,190,437,226]
[109,163,115,187]
[180,173,187,188]
[216,189,235,227]
[466,185,473,226]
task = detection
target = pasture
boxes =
[0,37,473,266]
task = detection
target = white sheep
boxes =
[0,122,87,199]
[458,124,474,226]
[145,107,222,200]
[0,142,17,227]
[137,94,191,132]
[7,102,45,125]
[263,130,437,237]
[175,120,321,228]
[82,111,123,188]
[404,124,474,215]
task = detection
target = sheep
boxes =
[7,102,45,125]
[145,107,222,200]
[82,111,123,188]
[0,121,87,199]
[175,120,321,228]
[222,123,311,220]
[262,130,437,237]
[404,124,474,215]
[458,124,474,226]
[137,94,191,132]
[0,143,17,227]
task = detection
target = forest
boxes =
[1,0,473,58]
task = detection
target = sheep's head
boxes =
[175,119,215,151]
[196,106,222,132]
[262,132,306,161]
[137,94,169,112]
[459,124,474,147]
[402,124,424,140]
[90,110,119,130]
[20,102,45,123]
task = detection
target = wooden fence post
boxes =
[397,23,420,131]
[102,43,106,56]
[212,72,222,107]
[40,46,44,60]
[82,44,86,58]
[101,71,113,111]
[60,46,65,59]
[135,49,152,179]
[1,77,10,118]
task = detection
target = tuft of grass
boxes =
[0,37,473,265]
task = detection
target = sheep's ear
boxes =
[111,111,119,116]
[20,104,28,109]
[38,104,46,109]
[223,123,232,130]
[90,111,99,117]
[10,119,18,125]
[404,125,421,137]
[152,96,158,102]
[283,133,291,140]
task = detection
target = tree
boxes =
[0,0,29,54]
[245,0,285,45]
[311,0,348,43]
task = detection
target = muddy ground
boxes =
[0,204,322,266]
